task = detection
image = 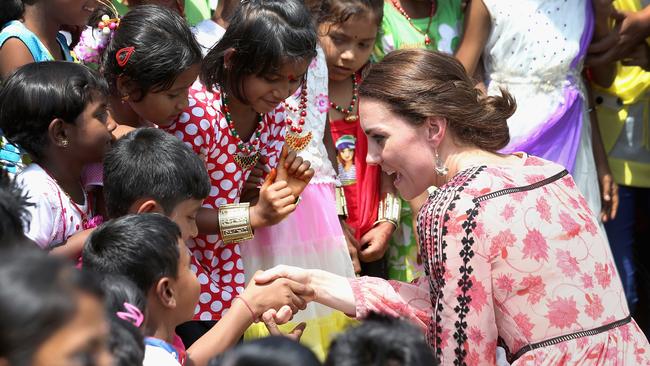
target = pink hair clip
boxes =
[116,302,144,328]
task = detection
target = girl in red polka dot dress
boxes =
[101,2,316,343]
[165,0,318,339]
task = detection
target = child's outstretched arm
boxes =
[186,273,314,366]
[49,228,94,259]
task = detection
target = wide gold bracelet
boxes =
[218,202,254,244]
[374,192,401,228]
[335,186,348,217]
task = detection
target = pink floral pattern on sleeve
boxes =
[348,155,650,365]
[165,80,285,321]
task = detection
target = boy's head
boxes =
[103,128,210,240]
[82,214,200,327]
[325,313,436,366]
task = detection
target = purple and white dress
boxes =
[482,0,601,218]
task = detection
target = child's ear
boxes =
[131,199,165,214]
[47,118,70,148]
[116,76,139,101]
[223,48,236,69]
[156,277,177,309]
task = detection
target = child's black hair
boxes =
[102,5,202,101]
[0,169,31,247]
[310,0,383,29]
[99,274,146,366]
[201,0,317,100]
[0,0,23,27]
[0,61,108,161]
[0,248,103,364]
[103,127,210,218]
[324,313,437,366]
[82,213,181,295]
[208,336,322,366]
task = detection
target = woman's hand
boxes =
[255,265,357,316]
[358,221,394,263]
[241,271,315,317]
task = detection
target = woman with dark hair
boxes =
[256,49,650,365]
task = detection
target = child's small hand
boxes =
[276,145,314,198]
[261,307,307,341]
[240,156,269,203]
[243,270,315,317]
[250,169,297,227]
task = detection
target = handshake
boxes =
[236,265,354,340]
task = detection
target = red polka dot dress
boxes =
[165,80,285,321]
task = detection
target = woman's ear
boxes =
[47,118,70,148]
[223,48,236,69]
[425,116,448,148]
[155,277,177,309]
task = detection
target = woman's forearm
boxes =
[308,269,357,316]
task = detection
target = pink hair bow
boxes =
[116,302,144,328]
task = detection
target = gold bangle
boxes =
[335,186,348,217]
[377,192,401,227]
[218,202,254,244]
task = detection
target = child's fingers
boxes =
[287,155,304,174]
[266,180,289,193]
[292,161,311,178]
[283,149,298,169]
[288,323,307,341]
[274,305,293,324]
[262,310,282,336]
[278,144,289,166]
[273,194,297,209]
[261,168,277,189]
[300,168,315,182]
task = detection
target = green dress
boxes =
[374,0,464,282]
[112,0,210,26]
[372,0,463,62]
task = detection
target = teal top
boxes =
[0,20,72,62]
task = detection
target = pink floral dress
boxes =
[165,80,285,321]
[349,154,650,365]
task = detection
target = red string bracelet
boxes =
[235,296,257,322]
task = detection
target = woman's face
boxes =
[360,99,436,200]
[31,293,111,366]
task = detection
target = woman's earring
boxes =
[60,139,69,148]
[434,149,448,176]
[121,94,130,103]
